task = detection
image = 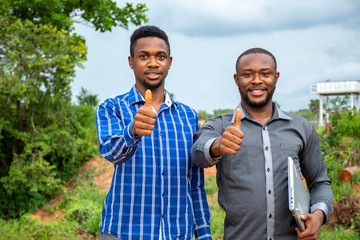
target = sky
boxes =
[72,0,360,113]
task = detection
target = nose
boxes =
[148,56,159,67]
[252,73,262,84]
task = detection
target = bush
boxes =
[0,104,98,219]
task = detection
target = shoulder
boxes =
[202,112,233,131]
[174,101,198,118]
[99,92,130,109]
[280,111,315,133]
[211,112,233,123]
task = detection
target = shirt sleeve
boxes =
[300,124,333,223]
[191,117,224,168]
[95,99,141,164]
[190,162,212,239]
[189,115,212,239]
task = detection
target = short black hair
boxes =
[130,25,170,57]
[235,48,277,73]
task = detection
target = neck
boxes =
[241,101,274,126]
[136,84,165,112]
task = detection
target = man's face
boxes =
[129,37,172,91]
[234,53,279,109]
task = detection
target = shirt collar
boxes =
[128,85,177,109]
[231,102,291,124]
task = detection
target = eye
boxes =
[262,72,271,77]
[140,54,147,59]
[243,73,252,77]
[158,55,166,60]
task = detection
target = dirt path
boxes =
[31,156,216,222]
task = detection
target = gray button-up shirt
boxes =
[191,104,333,240]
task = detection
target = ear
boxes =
[234,73,239,86]
[128,56,134,69]
[168,56,173,69]
[275,71,280,84]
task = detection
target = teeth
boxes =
[252,90,262,92]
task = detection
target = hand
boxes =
[132,89,156,137]
[295,210,324,240]
[210,108,244,157]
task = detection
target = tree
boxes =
[77,87,99,107]
[3,0,148,32]
[0,0,148,218]
[309,99,319,116]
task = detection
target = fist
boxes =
[211,108,244,157]
[132,90,156,137]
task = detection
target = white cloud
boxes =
[72,0,360,113]
[147,0,360,36]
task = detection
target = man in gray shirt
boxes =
[191,48,333,240]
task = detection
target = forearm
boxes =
[310,183,333,223]
[191,138,219,168]
[97,119,140,164]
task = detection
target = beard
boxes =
[239,86,275,108]
[141,78,164,90]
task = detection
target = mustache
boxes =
[144,70,162,74]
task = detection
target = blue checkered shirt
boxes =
[95,85,212,240]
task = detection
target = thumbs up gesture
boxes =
[132,89,157,137]
[210,108,244,157]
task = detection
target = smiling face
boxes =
[129,36,172,92]
[234,53,279,110]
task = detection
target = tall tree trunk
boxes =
[0,156,8,170]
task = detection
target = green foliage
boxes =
[0,214,81,240]
[204,174,218,195]
[0,0,147,220]
[319,225,360,239]
[352,210,360,233]
[76,87,99,107]
[309,99,319,116]
[205,176,225,239]
[64,192,104,235]
[290,109,315,122]
[2,0,148,32]
[198,108,233,120]
[0,166,107,239]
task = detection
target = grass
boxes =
[0,166,106,240]
[1,159,359,239]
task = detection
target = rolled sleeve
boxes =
[311,202,332,224]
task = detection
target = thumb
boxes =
[145,89,152,109]
[233,108,242,129]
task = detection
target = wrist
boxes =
[131,122,138,136]
[313,209,325,223]
[210,137,222,158]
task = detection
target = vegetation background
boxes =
[1,1,359,239]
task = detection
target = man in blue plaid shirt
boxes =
[95,25,212,240]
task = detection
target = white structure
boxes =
[310,80,360,125]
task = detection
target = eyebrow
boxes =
[137,50,168,55]
[241,68,273,71]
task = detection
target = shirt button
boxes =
[267,168,270,172]
[265,146,269,150]
[263,126,266,130]
[268,190,271,194]
[269,213,272,219]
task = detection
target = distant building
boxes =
[310,80,360,125]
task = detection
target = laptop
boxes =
[288,156,310,232]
